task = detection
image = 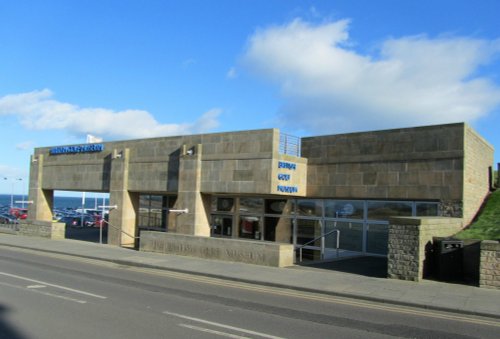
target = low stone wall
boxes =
[479,240,499,289]
[140,231,294,267]
[18,220,65,240]
[388,217,463,281]
[0,224,18,235]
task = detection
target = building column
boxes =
[108,148,139,247]
[27,154,53,222]
[174,144,210,236]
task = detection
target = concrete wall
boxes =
[480,240,500,289]
[387,217,463,281]
[139,231,295,267]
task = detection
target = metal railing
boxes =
[279,133,301,157]
[100,220,140,247]
[296,228,340,263]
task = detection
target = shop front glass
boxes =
[211,215,233,237]
[366,223,388,255]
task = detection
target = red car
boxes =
[10,208,27,219]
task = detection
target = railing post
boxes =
[321,233,325,260]
[336,230,340,258]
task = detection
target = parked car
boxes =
[0,214,18,224]
[59,215,95,227]
[9,207,28,219]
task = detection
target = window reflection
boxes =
[416,202,438,216]
[239,216,260,240]
[239,198,263,214]
[325,200,364,219]
[295,199,322,216]
[211,215,232,237]
[367,201,412,220]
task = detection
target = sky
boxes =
[1,0,500,196]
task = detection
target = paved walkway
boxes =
[0,233,499,319]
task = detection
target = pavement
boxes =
[0,232,499,320]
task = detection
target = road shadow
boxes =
[0,304,27,339]
[299,256,388,278]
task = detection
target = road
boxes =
[0,246,498,339]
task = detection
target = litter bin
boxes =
[433,237,464,282]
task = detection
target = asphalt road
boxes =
[0,246,498,339]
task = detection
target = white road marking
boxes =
[0,271,107,299]
[163,311,286,339]
[0,280,87,304]
[27,284,46,289]
[179,324,251,339]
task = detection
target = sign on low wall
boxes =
[140,231,294,267]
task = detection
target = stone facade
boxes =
[463,126,495,223]
[302,123,493,225]
[387,217,463,281]
[479,240,500,289]
[27,129,308,246]
[24,122,493,268]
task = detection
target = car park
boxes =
[59,215,95,227]
[0,214,18,224]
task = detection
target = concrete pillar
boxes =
[27,154,53,222]
[108,148,139,247]
[174,144,210,236]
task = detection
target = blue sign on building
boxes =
[50,144,104,155]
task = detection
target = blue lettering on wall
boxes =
[278,161,296,170]
[277,185,298,193]
[277,173,291,181]
[50,144,104,155]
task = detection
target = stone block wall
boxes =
[463,126,494,224]
[479,240,500,289]
[302,123,466,201]
[18,220,65,240]
[388,217,463,281]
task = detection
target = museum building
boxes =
[25,122,494,263]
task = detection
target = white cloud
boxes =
[243,18,500,134]
[226,67,238,79]
[0,89,221,140]
[16,141,34,150]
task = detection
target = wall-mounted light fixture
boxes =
[112,150,123,159]
[168,208,189,214]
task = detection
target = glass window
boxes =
[367,201,412,220]
[138,195,166,230]
[211,215,233,237]
[366,223,388,255]
[212,197,234,212]
[325,200,364,219]
[239,216,260,240]
[239,197,264,214]
[326,221,363,252]
[265,199,288,215]
[294,199,323,217]
[296,219,322,246]
[416,202,439,216]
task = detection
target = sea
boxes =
[0,193,109,211]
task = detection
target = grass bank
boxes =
[456,190,500,241]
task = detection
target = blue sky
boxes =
[1,0,500,196]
